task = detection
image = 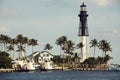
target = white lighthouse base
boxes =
[77,36,89,63]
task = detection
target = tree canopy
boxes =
[0,51,12,68]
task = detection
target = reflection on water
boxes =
[0,70,120,80]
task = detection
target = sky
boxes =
[0,0,120,64]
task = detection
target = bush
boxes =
[0,51,12,68]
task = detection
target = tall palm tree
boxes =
[90,38,98,57]
[62,40,74,55]
[55,36,67,57]
[44,43,53,51]
[0,34,10,52]
[99,40,112,56]
[15,34,25,59]
[16,45,25,59]
[0,34,5,51]
[76,42,84,51]
[28,38,38,53]
[56,36,67,69]
[15,34,24,45]
[76,42,84,60]
[0,34,3,51]
[7,45,14,59]
[23,37,28,56]
[62,40,74,65]
[23,37,28,47]
[99,40,112,63]
[9,38,16,59]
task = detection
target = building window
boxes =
[43,54,45,57]
[47,54,49,57]
[45,60,47,62]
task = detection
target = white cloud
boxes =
[112,29,119,34]
[0,8,16,16]
[0,26,10,32]
[91,0,110,6]
[24,16,77,27]
[103,29,120,38]
[40,0,55,4]
[41,0,54,2]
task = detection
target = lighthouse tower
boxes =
[78,2,89,62]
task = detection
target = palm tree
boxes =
[98,40,112,63]
[0,34,5,51]
[44,43,53,51]
[90,38,98,57]
[9,38,16,59]
[0,34,10,52]
[76,42,84,48]
[15,34,24,45]
[76,42,84,61]
[7,45,14,59]
[15,34,25,59]
[74,53,79,63]
[28,38,38,53]
[62,40,74,55]
[16,45,25,59]
[0,34,3,50]
[23,37,28,56]
[55,36,67,69]
[62,40,74,66]
[55,36,67,57]
[23,37,28,47]
[99,40,112,56]
[104,54,113,64]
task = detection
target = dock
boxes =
[0,69,15,72]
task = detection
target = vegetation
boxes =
[0,51,12,68]
[55,36,67,57]
[28,38,38,54]
[0,34,38,60]
[83,55,112,66]
[44,43,53,51]
[0,34,113,68]
[99,40,112,57]
[90,38,98,57]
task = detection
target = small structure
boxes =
[28,51,53,70]
[12,51,53,71]
[12,60,36,71]
[108,64,120,71]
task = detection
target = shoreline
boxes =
[0,69,14,72]
[0,68,116,72]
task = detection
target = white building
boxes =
[28,51,53,70]
[12,51,54,70]
[12,60,36,70]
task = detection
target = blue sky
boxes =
[0,0,120,64]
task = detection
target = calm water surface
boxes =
[0,70,120,80]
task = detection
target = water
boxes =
[0,70,120,80]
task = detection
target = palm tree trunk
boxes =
[5,43,7,52]
[3,43,5,51]
[60,47,62,57]
[0,44,3,51]
[32,46,34,53]
[81,48,82,61]
[13,51,14,60]
[10,51,12,58]
[12,45,15,60]
[102,51,105,64]
[93,47,95,57]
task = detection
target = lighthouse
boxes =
[77,2,89,62]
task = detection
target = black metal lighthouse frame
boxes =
[78,2,89,37]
